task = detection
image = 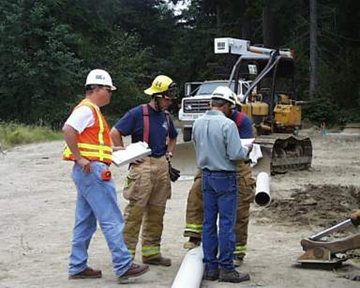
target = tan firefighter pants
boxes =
[184,161,255,256]
[123,156,171,260]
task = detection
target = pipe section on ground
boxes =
[255,172,271,207]
[171,246,204,288]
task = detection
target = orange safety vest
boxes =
[62,99,113,164]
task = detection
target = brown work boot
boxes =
[183,237,201,249]
[234,254,245,267]
[143,255,172,267]
[69,267,102,279]
[118,263,149,283]
[218,269,250,283]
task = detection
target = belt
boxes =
[203,169,236,174]
[90,160,111,167]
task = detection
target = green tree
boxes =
[0,0,83,127]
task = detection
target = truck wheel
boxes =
[183,128,192,142]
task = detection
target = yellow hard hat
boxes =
[144,75,176,97]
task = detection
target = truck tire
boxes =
[183,128,192,142]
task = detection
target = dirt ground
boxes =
[1,128,360,288]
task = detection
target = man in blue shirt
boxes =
[193,86,251,283]
[110,75,178,267]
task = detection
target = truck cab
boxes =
[178,80,252,141]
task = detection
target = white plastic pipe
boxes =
[171,246,204,288]
[255,172,271,207]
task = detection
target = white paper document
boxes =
[112,141,151,167]
[239,138,263,166]
[240,138,255,147]
[249,144,263,166]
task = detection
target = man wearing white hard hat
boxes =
[62,69,149,283]
[192,86,251,283]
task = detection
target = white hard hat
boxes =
[85,69,117,91]
[211,86,236,105]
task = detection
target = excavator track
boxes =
[255,134,312,175]
[172,135,312,179]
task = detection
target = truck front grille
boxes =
[183,99,211,113]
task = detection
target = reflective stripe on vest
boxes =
[63,99,112,163]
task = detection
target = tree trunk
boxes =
[241,11,252,40]
[309,0,318,99]
[262,0,275,47]
[216,5,221,33]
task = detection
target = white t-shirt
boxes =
[65,106,94,133]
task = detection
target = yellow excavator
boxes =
[173,37,312,176]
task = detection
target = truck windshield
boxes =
[196,82,234,95]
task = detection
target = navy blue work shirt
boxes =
[229,111,254,139]
[114,104,178,158]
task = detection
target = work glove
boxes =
[168,161,180,182]
[350,210,360,226]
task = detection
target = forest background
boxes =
[0,0,359,129]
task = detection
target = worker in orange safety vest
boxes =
[63,69,149,282]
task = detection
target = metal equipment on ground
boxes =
[298,218,360,268]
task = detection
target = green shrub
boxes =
[0,122,62,148]
[302,94,339,126]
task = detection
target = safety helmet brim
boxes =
[144,75,175,96]
[144,87,156,95]
[211,86,236,105]
[85,69,116,91]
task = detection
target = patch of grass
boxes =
[0,122,63,149]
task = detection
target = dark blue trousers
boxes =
[202,169,237,272]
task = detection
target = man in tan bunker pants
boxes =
[111,75,177,267]
[184,109,255,266]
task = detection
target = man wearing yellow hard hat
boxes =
[111,75,178,267]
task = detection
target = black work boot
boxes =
[143,255,172,267]
[203,269,219,281]
[234,254,245,267]
[219,269,250,283]
[183,237,201,249]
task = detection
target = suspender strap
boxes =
[164,111,170,131]
[235,112,245,129]
[142,104,171,145]
[164,111,170,146]
[142,104,150,143]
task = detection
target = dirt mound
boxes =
[257,184,360,228]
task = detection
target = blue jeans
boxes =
[69,162,132,277]
[202,170,237,272]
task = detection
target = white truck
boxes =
[178,79,252,142]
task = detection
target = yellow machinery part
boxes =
[241,102,269,118]
[274,104,301,127]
